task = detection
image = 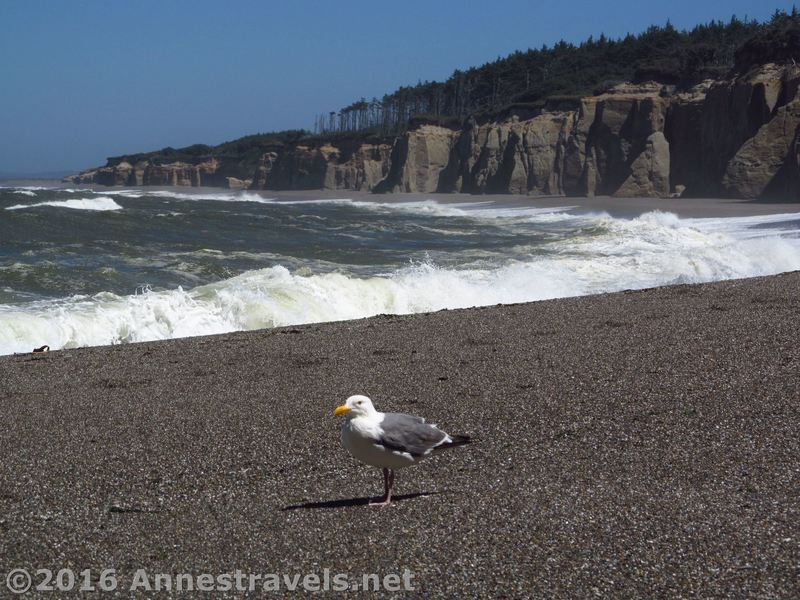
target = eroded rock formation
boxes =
[67,63,800,200]
[69,158,252,189]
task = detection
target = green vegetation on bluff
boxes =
[734,8,800,71]
[106,130,308,168]
[316,9,800,136]
[105,10,800,170]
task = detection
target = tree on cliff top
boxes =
[734,8,800,72]
[105,130,308,171]
[110,11,800,169]
[315,12,793,137]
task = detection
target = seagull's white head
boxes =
[334,394,377,418]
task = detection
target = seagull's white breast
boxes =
[341,414,417,469]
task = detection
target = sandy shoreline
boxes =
[1,272,798,597]
[360,191,800,219]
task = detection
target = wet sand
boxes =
[1,273,799,597]
[264,190,800,218]
[487,194,800,218]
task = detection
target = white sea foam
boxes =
[103,189,145,198]
[1,210,799,355]
[11,190,37,197]
[348,199,478,217]
[107,189,277,203]
[683,212,800,238]
[5,197,123,211]
[93,188,576,219]
[0,185,50,191]
[278,197,577,221]
[69,187,582,223]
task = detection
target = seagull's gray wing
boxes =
[376,413,448,457]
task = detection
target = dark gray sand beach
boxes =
[1,272,799,597]
[268,190,800,218]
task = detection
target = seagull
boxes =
[333,394,471,507]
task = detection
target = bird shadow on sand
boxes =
[281,491,444,511]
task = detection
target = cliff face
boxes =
[68,63,800,200]
[425,113,574,195]
[689,63,800,199]
[262,141,393,191]
[69,158,253,190]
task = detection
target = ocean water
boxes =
[1,185,799,355]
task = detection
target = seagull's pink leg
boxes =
[369,468,394,507]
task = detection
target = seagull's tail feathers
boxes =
[435,434,472,451]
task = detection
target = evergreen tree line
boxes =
[314,9,800,137]
[107,8,800,170]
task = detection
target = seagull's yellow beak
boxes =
[334,405,351,416]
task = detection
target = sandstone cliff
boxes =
[67,63,800,200]
[261,141,392,191]
[69,157,252,189]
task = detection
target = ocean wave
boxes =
[290,197,578,221]
[93,189,578,220]
[1,210,799,355]
[100,189,145,198]
[342,198,575,220]
[5,197,123,212]
[0,185,50,191]
[100,189,278,204]
[348,199,479,217]
[682,212,800,238]
[11,190,37,197]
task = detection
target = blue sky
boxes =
[0,0,796,174]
